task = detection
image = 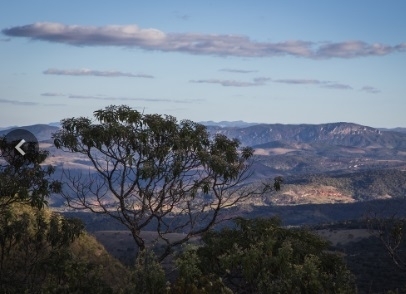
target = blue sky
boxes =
[1,1,405,128]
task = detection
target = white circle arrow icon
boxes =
[15,139,26,156]
[1,129,39,164]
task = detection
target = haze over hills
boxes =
[199,120,259,128]
[207,122,406,148]
[0,124,59,142]
[1,120,405,138]
[1,121,406,207]
[2,121,406,174]
[379,127,406,134]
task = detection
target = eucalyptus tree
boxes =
[53,105,273,261]
[195,218,357,293]
[0,136,61,210]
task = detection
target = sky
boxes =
[1,1,405,128]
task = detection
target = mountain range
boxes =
[0,124,60,141]
[207,122,406,148]
[199,120,259,128]
[1,121,406,206]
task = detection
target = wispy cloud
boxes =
[278,79,383,92]
[322,83,353,90]
[361,86,381,94]
[274,79,322,85]
[0,38,11,42]
[3,22,406,59]
[172,99,204,104]
[173,11,190,21]
[219,68,258,74]
[0,99,37,106]
[40,92,200,103]
[0,98,64,106]
[191,75,379,93]
[41,92,65,97]
[253,77,271,83]
[190,77,270,87]
[68,95,169,102]
[275,78,353,90]
[317,41,406,58]
[43,68,154,78]
[62,94,203,104]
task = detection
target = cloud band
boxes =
[43,68,153,78]
[3,22,406,59]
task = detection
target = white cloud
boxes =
[3,22,406,59]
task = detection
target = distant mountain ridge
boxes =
[208,122,406,149]
[379,127,406,134]
[0,124,60,142]
[199,120,259,128]
[1,121,406,206]
[1,122,406,149]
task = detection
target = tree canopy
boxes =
[53,105,272,261]
[0,133,130,293]
[193,217,356,293]
[0,137,61,210]
[0,203,132,293]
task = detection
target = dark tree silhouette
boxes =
[365,203,406,272]
[0,136,61,210]
[53,105,274,261]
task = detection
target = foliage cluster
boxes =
[0,140,61,210]
[53,105,272,261]
[194,217,356,293]
[0,203,133,293]
[132,218,356,293]
[0,134,131,293]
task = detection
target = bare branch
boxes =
[54,105,275,261]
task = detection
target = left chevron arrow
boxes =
[15,139,26,156]
[2,129,39,164]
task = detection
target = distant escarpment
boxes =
[208,122,406,149]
